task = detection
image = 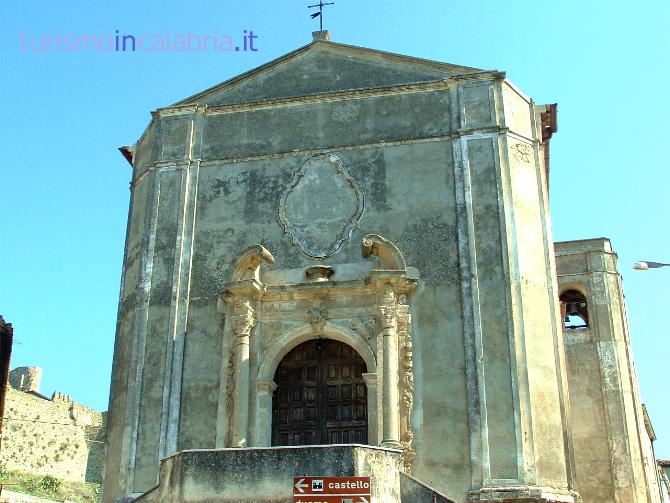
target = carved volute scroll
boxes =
[228,244,276,282]
[362,234,407,271]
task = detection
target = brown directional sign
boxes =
[293,476,371,503]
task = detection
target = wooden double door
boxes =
[272,339,368,446]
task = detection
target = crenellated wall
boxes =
[0,379,105,484]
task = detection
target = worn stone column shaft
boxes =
[229,302,255,448]
[254,380,277,447]
[380,306,401,448]
[362,373,378,445]
[231,333,250,447]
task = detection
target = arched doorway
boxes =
[272,339,368,446]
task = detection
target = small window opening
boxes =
[560,290,588,329]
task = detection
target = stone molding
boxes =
[256,380,277,395]
[156,75,503,117]
[468,485,578,503]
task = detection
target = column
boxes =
[379,285,401,449]
[230,300,255,448]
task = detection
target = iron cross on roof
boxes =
[308,1,334,32]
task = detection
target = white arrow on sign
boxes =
[294,478,308,493]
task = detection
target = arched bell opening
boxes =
[271,339,368,446]
[560,289,589,329]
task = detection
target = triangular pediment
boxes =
[173,41,487,107]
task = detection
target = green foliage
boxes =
[0,468,99,502]
[0,460,9,478]
[25,478,38,491]
[39,474,61,493]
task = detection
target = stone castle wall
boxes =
[0,383,106,483]
[9,367,42,393]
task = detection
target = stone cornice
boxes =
[154,72,504,118]
[130,126,517,182]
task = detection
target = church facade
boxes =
[102,33,662,502]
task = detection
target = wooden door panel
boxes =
[272,339,368,446]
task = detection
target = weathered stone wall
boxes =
[136,445,402,503]
[0,385,106,483]
[9,367,42,393]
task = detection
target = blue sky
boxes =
[2,0,669,459]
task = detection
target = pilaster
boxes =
[254,380,277,447]
[362,373,378,445]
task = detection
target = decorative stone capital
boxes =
[256,380,277,395]
[231,315,254,339]
[377,283,399,330]
[361,373,378,388]
[382,283,396,305]
[379,306,398,331]
[231,301,255,339]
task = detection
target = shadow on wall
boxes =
[85,415,107,484]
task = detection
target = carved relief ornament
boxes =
[512,142,533,164]
[307,298,328,337]
[231,301,255,338]
[379,305,398,330]
[396,303,415,472]
[278,154,364,258]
